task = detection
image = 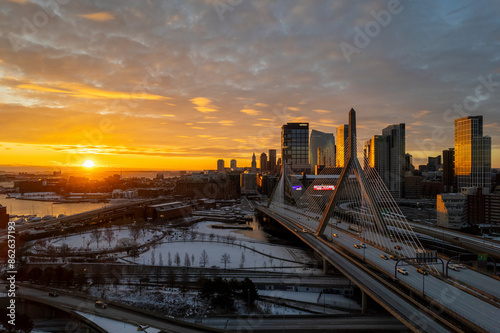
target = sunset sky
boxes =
[1,0,499,171]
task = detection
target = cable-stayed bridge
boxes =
[256,109,500,333]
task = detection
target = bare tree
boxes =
[60,243,70,263]
[191,254,195,264]
[209,233,215,242]
[220,253,231,268]
[199,250,209,267]
[184,253,191,267]
[174,252,181,266]
[168,252,172,266]
[159,252,164,266]
[128,223,141,242]
[91,229,103,249]
[240,252,246,268]
[104,227,115,247]
[151,250,156,266]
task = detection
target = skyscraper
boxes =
[217,159,225,173]
[443,148,455,192]
[365,135,389,187]
[365,124,405,199]
[230,159,237,169]
[251,153,257,173]
[336,124,349,167]
[455,116,491,192]
[427,156,442,172]
[260,152,267,172]
[268,149,277,173]
[281,123,310,173]
[309,130,335,169]
[382,123,406,199]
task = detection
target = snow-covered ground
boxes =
[35,219,320,273]
[76,311,161,333]
[130,240,307,272]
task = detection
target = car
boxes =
[302,229,309,233]
[390,255,397,261]
[359,243,366,248]
[394,245,402,250]
[416,268,428,275]
[456,264,466,269]
[380,255,388,260]
[333,234,338,237]
[48,292,59,297]
[354,244,360,249]
[95,301,107,309]
[397,268,408,275]
[448,264,460,271]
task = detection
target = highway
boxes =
[409,222,500,259]
[16,285,220,333]
[262,204,500,332]
[258,205,453,333]
[189,316,407,332]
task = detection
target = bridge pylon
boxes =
[316,108,389,237]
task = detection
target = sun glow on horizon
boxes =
[83,160,95,168]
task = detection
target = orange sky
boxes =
[1,1,499,171]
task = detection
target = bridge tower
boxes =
[316,108,389,237]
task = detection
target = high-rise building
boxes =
[309,130,335,170]
[217,159,225,173]
[251,153,257,173]
[365,124,406,199]
[405,153,415,173]
[427,156,442,172]
[455,116,491,193]
[281,123,310,173]
[230,159,237,169]
[336,124,349,167]
[260,152,267,172]
[443,148,455,192]
[365,135,391,190]
[268,149,277,173]
[382,124,406,199]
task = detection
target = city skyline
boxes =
[1,1,499,171]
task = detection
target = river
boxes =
[0,180,108,218]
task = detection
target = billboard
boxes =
[292,185,303,190]
[314,185,335,191]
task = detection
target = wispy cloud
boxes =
[18,82,169,101]
[190,97,219,113]
[78,12,115,22]
[412,110,432,119]
[241,109,261,116]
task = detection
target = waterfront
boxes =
[0,193,107,219]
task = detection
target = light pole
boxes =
[422,274,425,297]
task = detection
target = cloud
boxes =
[190,97,219,113]
[412,110,432,118]
[241,109,261,116]
[17,82,170,101]
[313,109,331,114]
[78,12,115,22]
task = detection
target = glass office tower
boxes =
[455,116,491,192]
[281,123,310,173]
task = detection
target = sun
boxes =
[83,160,95,168]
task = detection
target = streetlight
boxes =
[422,274,425,297]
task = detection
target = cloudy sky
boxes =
[0,0,499,171]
